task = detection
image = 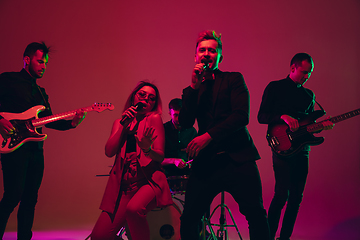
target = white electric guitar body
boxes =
[0,103,114,154]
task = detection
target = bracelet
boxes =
[142,146,151,154]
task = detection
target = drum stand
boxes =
[202,191,243,240]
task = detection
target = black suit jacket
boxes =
[179,70,260,164]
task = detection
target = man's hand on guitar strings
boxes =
[71,110,87,127]
[322,116,335,130]
[0,118,15,139]
[281,114,299,132]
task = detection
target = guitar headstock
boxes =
[92,103,115,112]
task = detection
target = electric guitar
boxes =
[0,103,114,154]
[267,108,360,157]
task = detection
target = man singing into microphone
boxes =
[179,30,270,240]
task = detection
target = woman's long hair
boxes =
[123,80,162,115]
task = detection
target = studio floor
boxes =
[2,230,350,240]
[3,230,92,240]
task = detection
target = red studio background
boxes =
[0,0,359,239]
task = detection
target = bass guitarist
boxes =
[257,53,334,240]
[0,42,86,240]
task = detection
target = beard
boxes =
[28,64,44,78]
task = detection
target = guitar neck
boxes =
[32,106,93,127]
[306,108,360,132]
[328,108,360,124]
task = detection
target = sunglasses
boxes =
[136,90,156,102]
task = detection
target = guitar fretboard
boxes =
[306,108,360,132]
[32,106,93,127]
[329,108,360,123]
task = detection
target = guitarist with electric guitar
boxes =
[0,42,89,240]
[257,53,335,240]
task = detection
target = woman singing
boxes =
[91,81,173,240]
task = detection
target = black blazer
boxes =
[179,70,260,164]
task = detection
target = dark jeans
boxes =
[268,151,309,240]
[0,148,44,240]
[180,153,270,240]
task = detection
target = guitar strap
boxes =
[301,85,326,115]
[313,98,326,114]
[36,85,51,110]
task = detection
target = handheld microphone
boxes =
[195,62,209,75]
[120,102,145,125]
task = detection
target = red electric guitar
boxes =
[0,103,114,154]
[267,108,360,157]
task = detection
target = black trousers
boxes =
[180,153,270,240]
[268,151,309,240]
[0,147,44,240]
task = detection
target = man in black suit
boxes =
[179,30,270,240]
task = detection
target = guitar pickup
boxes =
[270,136,279,146]
[288,133,293,141]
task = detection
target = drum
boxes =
[147,202,182,240]
[167,175,189,195]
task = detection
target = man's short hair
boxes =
[195,30,222,53]
[23,42,50,58]
[290,53,313,67]
[169,98,182,111]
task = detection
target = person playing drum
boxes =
[162,98,197,178]
[91,81,173,240]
